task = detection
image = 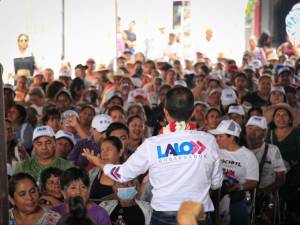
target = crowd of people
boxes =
[4,30,300,225]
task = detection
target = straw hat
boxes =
[14,69,31,79]
[95,64,110,72]
[263,103,300,128]
[108,69,127,82]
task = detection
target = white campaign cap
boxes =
[246,116,268,130]
[55,130,76,145]
[209,120,241,137]
[271,86,285,95]
[91,114,112,132]
[221,89,237,106]
[61,110,80,122]
[228,105,245,116]
[174,80,187,87]
[32,126,55,141]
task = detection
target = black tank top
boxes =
[89,171,114,204]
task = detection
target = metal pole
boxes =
[61,0,65,60]
[115,0,119,56]
[0,63,9,225]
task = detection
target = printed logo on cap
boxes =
[228,121,236,132]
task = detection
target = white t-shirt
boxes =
[219,146,259,185]
[252,143,286,189]
[163,42,181,62]
[104,130,223,212]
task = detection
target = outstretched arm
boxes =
[82,141,150,183]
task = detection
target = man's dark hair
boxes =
[108,105,125,116]
[42,108,61,124]
[165,86,194,121]
[60,167,90,189]
[106,122,129,137]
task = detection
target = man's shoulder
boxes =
[53,157,73,169]
[145,130,215,144]
[15,158,35,170]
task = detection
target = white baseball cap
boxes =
[61,110,80,123]
[246,116,268,130]
[271,86,285,95]
[32,126,55,141]
[91,114,112,132]
[174,80,187,87]
[208,88,222,96]
[228,105,245,116]
[55,130,76,145]
[221,89,237,106]
[209,120,241,137]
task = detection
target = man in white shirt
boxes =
[245,116,286,221]
[83,86,223,225]
[245,116,286,192]
[162,32,181,63]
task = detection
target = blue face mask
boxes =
[117,187,137,201]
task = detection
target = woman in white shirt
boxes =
[210,119,259,225]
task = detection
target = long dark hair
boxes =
[70,77,84,100]
[56,196,95,225]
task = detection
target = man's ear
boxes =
[163,107,171,122]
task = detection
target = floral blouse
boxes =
[9,208,61,225]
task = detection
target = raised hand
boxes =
[82,148,104,169]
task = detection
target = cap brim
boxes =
[208,129,223,136]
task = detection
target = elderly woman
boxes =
[9,173,61,225]
[52,167,111,225]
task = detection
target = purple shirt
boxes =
[52,203,111,225]
[67,137,100,168]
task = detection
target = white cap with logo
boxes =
[221,89,237,106]
[32,126,55,141]
[228,105,245,116]
[209,120,241,137]
[55,130,76,145]
[246,116,268,130]
[91,114,112,132]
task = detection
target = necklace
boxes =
[160,121,196,134]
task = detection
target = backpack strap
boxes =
[258,143,269,185]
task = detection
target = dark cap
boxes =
[75,64,88,70]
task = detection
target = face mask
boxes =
[117,187,137,201]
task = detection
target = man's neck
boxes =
[37,157,54,165]
[247,141,264,150]
[119,199,136,207]
[226,143,240,151]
